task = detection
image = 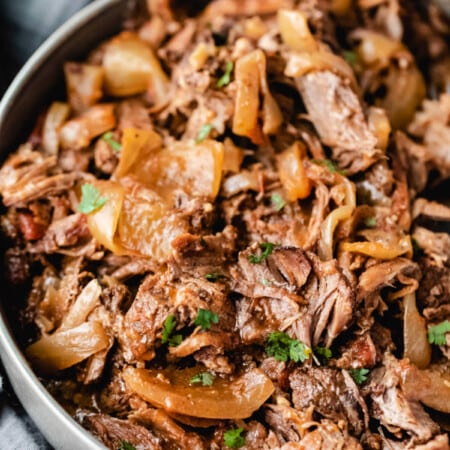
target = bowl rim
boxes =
[0,0,121,448]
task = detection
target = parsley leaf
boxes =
[248,242,275,264]
[205,273,224,282]
[190,372,215,386]
[271,193,286,212]
[350,368,369,384]
[196,123,214,143]
[314,346,332,362]
[224,428,245,448]
[102,131,121,152]
[118,441,137,450]
[311,158,346,175]
[343,50,357,66]
[266,332,312,363]
[428,320,450,346]
[78,184,107,214]
[364,217,377,228]
[194,308,219,330]
[161,314,182,347]
[217,61,234,88]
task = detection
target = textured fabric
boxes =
[0,2,93,447]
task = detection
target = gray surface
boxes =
[0,1,123,448]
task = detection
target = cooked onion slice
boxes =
[59,279,102,331]
[341,235,412,259]
[403,293,431,369]
[124,367,274,419]
[103,31,170,104]
[42,102,70,155]
[26,321,109,374]
[319,205,354,261]
[277,9,317,53]
[277,142,311,201]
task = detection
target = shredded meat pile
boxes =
[1,1,450,449]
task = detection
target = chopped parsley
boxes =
[194,308,219,330]
[190,372,215,386]
[350,368,369,385]
[224,428,245,449]
[217,61,234,88]
[314,346,332,362]
[343,50,357,66]
[77,183,107,214]
[364,217,377,228]
[428,320,450,346]
[271,193,286,212]
[205,272,224,282]
[102,131,121,152]
[118,442,137,450]
[161,314,182,347]
[266,332,312,363]
[260,278,272,286]
[248,242,275,264]
[311,158,346,175]
[196,123,214,143]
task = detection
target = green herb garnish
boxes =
[364,217,376,228]
[77,184,107,214]
[217,61,234,88]
[161,314,182,347]
[196,123,214,143]
[343,50,357,66]
[271,193,286,212]
[118,441,137,450]
[314,346,332,362]
[428,320,450,346]
[350,368,369,384]
[194,308,219,330]
[266,332,312,363]
[102,131,121,152]
[224,428,245,449]
[311,158,346,175]
[205,273,224,282]
[248,242,275,264]
[190,372,215,386]
[260,278,272,286]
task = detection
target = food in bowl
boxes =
[1,0,450,449]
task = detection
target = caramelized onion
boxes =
[222,138,244,173]
[403,293,431,369]
[341,235,412,259]
[277,142,311,202]
[103,32,170,104]
[124,367,274,419]
[26,321,109,374]
[42,102,70,155]
[86,180,126,253]
[232,51,261,142]
[285,50,355,84]
[367,107,391,151]
[59,279,102,331]
[319,205,354,261]
[277,9,317,53]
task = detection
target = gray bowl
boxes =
[0,1,126,448]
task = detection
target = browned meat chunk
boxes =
[290,367,368,436]
[296,71,380,174]
[367,355,440,445]
[81,413,162,450]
